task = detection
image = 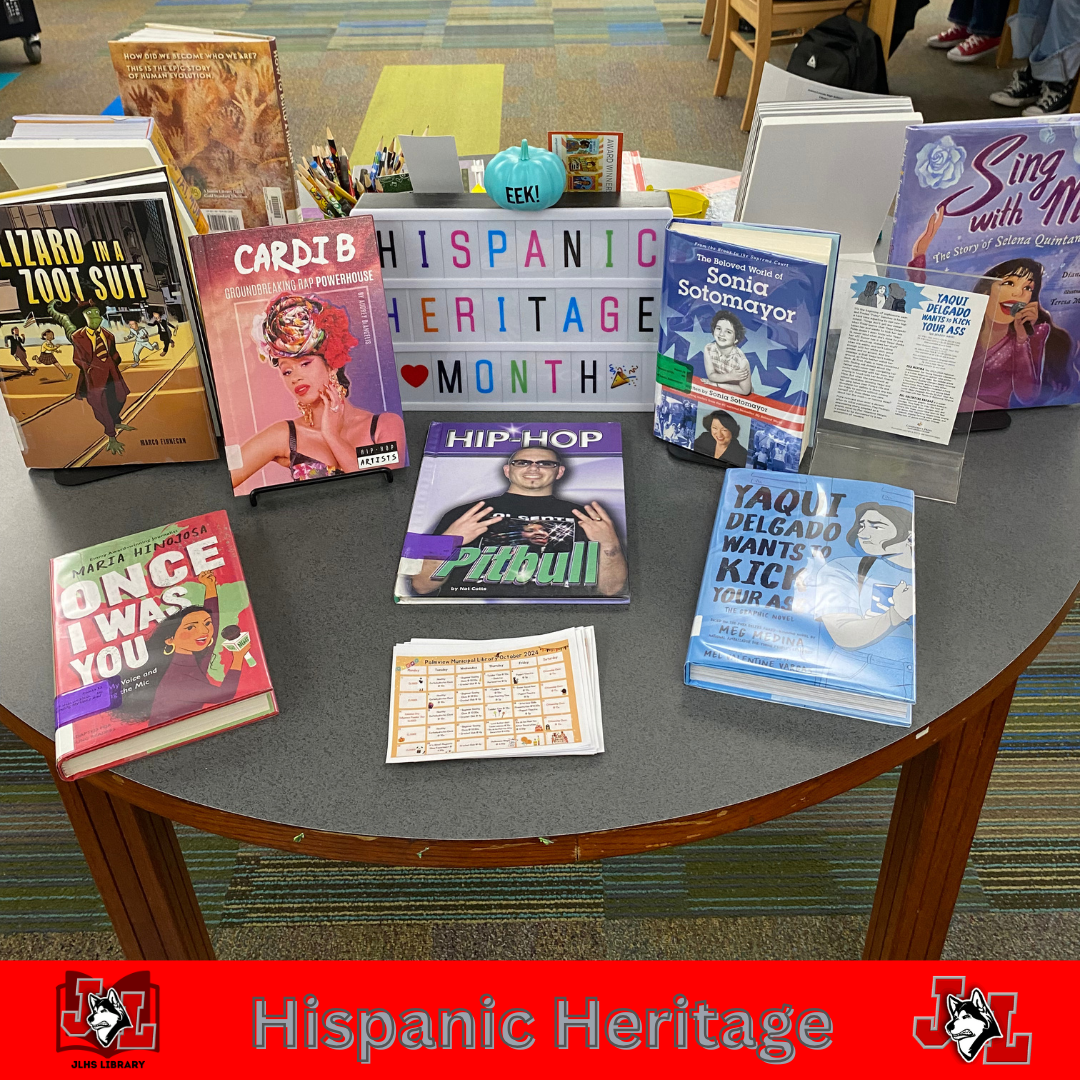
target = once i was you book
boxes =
[189,216,407,497]
[395,421,629,604]
[654,218,838,474]
[51,510,276,780]
[687,470,915,725]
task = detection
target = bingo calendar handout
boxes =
[386,627,603,762]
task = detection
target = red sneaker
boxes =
[926,24,969,49]
[948,33,1002,62]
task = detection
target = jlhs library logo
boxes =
[913,976,1031,1064]
[56,971,160,1058]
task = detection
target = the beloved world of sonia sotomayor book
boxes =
[890,116,1080,412]
[189,216,407,497]
[51,510,276,779]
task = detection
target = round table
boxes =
[2,405,1078,962]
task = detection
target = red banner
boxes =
[6,960,1073,1076]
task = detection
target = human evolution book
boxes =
[686,470,915,726]
[109,24,297,231]
[0,169,218,469]
[653,218,838,474]
[51,511,277,781]
[188,216,408,497]
[395,421,629,604]
[889,117,1080,411]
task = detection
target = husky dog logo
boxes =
[944,989,1002,1063]
[55,970,160,1057]
[914,975,1032,1064]
[85,987,133,1047]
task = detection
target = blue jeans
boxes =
[1010,0,1080,82]
[947,0,1010,36]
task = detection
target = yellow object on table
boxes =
[666,188,710,219]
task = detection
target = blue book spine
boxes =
[686,470,916,725]
[654,223,828,472]
[889,117,1080,411]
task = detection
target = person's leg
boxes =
[1028,0,1080,84]
[948,0,1010,61]
[947,0,975,27]
[965,0,1010,37]
[929,0,975,46]
[1008,0,1054,61]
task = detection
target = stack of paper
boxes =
[387,627,603,763]
[0,114,208,239]
[736,71,921,257]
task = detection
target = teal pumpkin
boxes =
[486,140,566,211]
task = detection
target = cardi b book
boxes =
[395,421,629,604]
[654,219,838,473]
[51,511,277,780]
[189,216,407,497]
[686,470,915,725]
[890,116,1080,411]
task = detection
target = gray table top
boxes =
[1,407,1078,841]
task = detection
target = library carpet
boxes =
[1,601,1078,961]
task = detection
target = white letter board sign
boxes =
[358,192,672,411]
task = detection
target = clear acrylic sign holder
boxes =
[810,258,991,504]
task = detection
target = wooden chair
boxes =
[996,0,1080,113]
[710,0,869,131]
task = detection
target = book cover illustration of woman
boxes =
[118,570,252,727]
[808,501,915,698]
[911,206,1078,410]
[229,293,406,488]
[703,310,752,394]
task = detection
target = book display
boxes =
[38,61,1080,825]
[108,24,297,231]
[7,13,1080,979]
[396,420,628,604]
[0,169,218,469]
[51,510,277,780]
[889,116,1080,413]
[188,216,408,498]
[387,626,603,761]
[686,470,916,726]
[653,218,839,472]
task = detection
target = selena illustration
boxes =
[229,293,406,487]
[811,502,914,695]
[703,309,752,394]
[119,570,251,727]
[911,206,1077,409]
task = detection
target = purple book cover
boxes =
[889,117,1080,412]
[395,421,629,604]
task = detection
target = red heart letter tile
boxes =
[401,364,429,388]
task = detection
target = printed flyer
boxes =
[823,273,988,444]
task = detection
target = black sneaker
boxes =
[990,63,1039,107]
[1023,77,1078,116]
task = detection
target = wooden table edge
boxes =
[4,581,1077,869]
